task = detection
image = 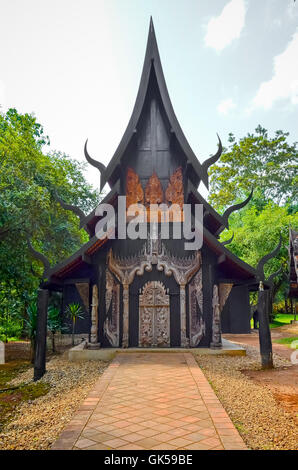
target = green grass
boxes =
[273,336,298,348]
[270,314,296,329]
[251,314,296,329]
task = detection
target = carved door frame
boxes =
[139,281,170,347]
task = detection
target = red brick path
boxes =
[52,353,247,450]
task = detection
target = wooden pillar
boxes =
[122,284,129,348]
[258,288,273,369]
[34,289,49,381]
[180,284,188,347]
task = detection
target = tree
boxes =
[208,126,298,210]
[65,303,84,346]
[219,196,298,304]
[0,108,100,334]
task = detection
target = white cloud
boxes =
[204,0,247,52]
[249,30,298,111]
[217,98,236,115]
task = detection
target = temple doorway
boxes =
[138,281,170,347]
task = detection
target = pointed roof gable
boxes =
[100,18,209,191]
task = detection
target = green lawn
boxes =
[270,314,296,329]
[251,314,296,329]
[273,336,298,348]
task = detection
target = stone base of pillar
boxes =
[210,342,222,349]
[87,342,101,350]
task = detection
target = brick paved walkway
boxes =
[52,353,247,450]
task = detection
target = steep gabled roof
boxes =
[99,18,209,191]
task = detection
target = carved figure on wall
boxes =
[90,284,99,344]
[145,172,163,207]
[189,269,205,347]
[165,167,184,221]
[103,270,120,347]
[126,167,144,209]
[210,284,221,349]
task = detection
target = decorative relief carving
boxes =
[126,167,144,209]
[189,269,205,347]
[107,239,201,349]
[103,270,120,347]
[145,172,163,206]
[125,167,185,223]
[165,167,184,219]
[139,281,170,347]
[210,284,222,349]
[90,284,99,344]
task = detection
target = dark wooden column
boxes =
[34,288,49,381]
[257,288,273,369]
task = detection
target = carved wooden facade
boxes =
[45,20,255,351]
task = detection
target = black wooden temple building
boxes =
[38,19,263,350]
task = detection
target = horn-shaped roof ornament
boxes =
[54,191,92,237]
[266,266,283,286]
[201,134,222,186]
[84,140,107,191]
[222,189,253,229]
[222,232,234,246]
[256,234,282,282]
[27,237,51,278]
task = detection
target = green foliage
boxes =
[24,301,38,341]
[209,126,298,210]
[65,303,84,346]
[220,197,297,298]
[0,108,100,334]
[0,286,23,342]
[65,303,84,323]
[273,337,298,347]
[209,127,297,304]
[270,314,296,328]
[47,306,62,335]
[47,305,64,353]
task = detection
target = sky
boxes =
[0,0,298,199]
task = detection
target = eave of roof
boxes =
[187,181,228,236]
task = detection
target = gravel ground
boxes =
[1,346,297,450]
[195,346,298,450]
[0,355,108,450]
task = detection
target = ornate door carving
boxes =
[139,281,170,347]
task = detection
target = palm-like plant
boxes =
[65,303,84,346]
[47,306,62,352]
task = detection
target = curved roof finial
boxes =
[53,191,91,237]
[222,232,234,246]
[201,134,222,185]
[256,234,282,282]
[266,266,283,285]
[222,189,253,229]
[84,139,107,191]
